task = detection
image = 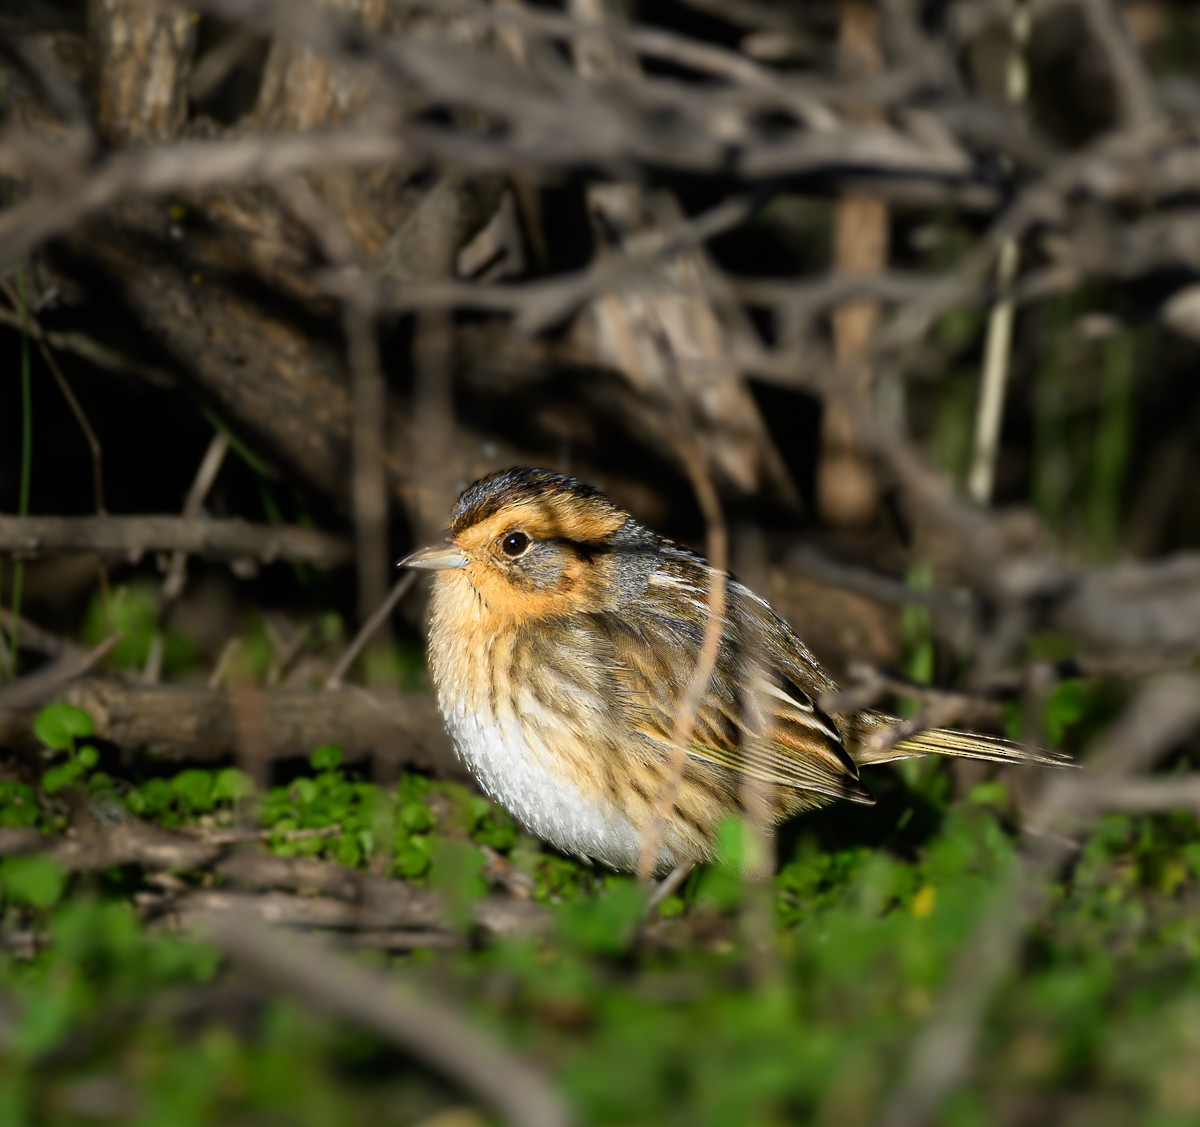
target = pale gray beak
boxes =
[397,543,468,571]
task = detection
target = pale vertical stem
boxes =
[967,0,1031,506]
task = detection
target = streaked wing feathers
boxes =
[676,668,875,805]
[601,603,874,807]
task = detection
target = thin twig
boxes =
[187,824,344,846]
[636,440,729,880]
[145,431,230,682]
[325,572,418,690]
[0,633,122,711]
[0,277,107,515]
[0,609,88,661]
[0,303,177,387]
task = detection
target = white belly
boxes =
[426,570,677,873]
[441,695,674,873]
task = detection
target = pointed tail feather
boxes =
[852,711,1073,769]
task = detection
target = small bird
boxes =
[401,468,1067,880]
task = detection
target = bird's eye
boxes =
[501,531,531,557]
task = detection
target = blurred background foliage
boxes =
[1,0,1200,1125]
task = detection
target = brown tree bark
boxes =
[820,0,890,527]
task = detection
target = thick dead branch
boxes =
[0,515,351,566]
[786,540,1200,670]
[1031,553,1200,656]
[162,887,544,940]
[207,914,571,1127]
[0,677,464,779]
[0,821,550,941]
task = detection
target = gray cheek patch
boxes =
[506,545,568,592]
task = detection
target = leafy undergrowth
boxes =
[2,701,1200,1127]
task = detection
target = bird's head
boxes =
[399,468,658,623]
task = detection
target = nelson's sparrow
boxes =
[401,468,1067,877]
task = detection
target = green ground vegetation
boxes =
[2,668,1199,1127]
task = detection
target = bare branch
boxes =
[0,515,351,567]
[206,913,572,1127]
[1076,0,1160,129]
[0,676,464,779]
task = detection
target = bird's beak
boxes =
[397,543,469,571]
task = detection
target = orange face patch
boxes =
[446,495,624,626]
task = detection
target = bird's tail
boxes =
[851,710,1073,769]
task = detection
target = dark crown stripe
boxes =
[449,467,608,536]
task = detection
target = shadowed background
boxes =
[1,1,1199,1125]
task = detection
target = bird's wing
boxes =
[597,604,874,806]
